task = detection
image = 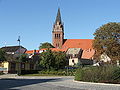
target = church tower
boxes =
[52,8,64,48]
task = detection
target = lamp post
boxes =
[17,36,21,75]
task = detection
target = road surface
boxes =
[0,74,120,90]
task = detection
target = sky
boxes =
[0,0,120,50]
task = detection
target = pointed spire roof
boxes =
[55,8,62,24]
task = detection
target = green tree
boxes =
[20,54,28,62]
[39,50,67,70]
[39,49,55,70]
[39,42,54,49]
[93,22,120,62]
[53,51,68,69]
[0,49,6,62]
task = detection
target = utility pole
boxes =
[17,36,21,75]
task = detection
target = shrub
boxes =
[38,69,76,76]
[75,65,120,84]
[75,68,83,81]
[21,70,39,75]
[0,71,3,75]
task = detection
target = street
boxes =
[0,74,120,90]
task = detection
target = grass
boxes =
[21,73,66,76]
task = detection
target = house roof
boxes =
[26,48,66,54]
[62,39,94,50]
[50,48,66,52]
[66,48,82,55]
[1,46,26,52]
[26,50,39,54]
[40,48,66,52]
[81,49,95,59]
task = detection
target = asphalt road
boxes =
[0,74,120,90]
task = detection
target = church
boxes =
[51,8,94,65]
[26,8,95,66]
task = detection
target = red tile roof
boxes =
[81,49,95,59]
[25,50,39,54]
[40,48,67,52]
[50,48,67,52]
[26,48,66,54]
[62,39,94,50]
[26,39,95,59]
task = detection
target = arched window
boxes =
[59,34,60,39]
[55,34,56,38]
[57,34,58,39]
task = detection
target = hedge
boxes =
[75,65,120,84]
[38,69,76,76]
[21,70,39,75]
[0,71,3,75]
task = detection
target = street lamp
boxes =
[17,36,21,75]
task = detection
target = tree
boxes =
[39,42,54,49]
[0,49,6,62]
[93,22,120,62]
[20,54,28,62]
[39,49,55,70]
[53,51,68,69]
[39,50,67,70]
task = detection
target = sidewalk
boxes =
[0,74,17,79]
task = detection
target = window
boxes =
[11,62,16,70]
[21,63,25,70]
[72,60,74,63]
[30,64,34,70]
[0,63,3,67]
[55,34,56,38]
[75,54,78,57]
[59,34,60,39]
[57,34,59,38]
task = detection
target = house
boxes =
[100,53,111,62]
[1,46,27,57]
[66,48,93,66]
[0,46,36,73]
[25,50,39,58]
[66,48,82,66]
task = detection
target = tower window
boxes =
[56,43,59,47]
[57,34,59,38]
[55,34,57,38]
[54,34,61,39]
[59,34,60,39]
[56,34,57,38]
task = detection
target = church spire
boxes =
[52,8,64,48]
[55,8,61,24]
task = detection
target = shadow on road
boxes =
[0,78,61,90]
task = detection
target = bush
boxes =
[75,68,83,81]
[38,69,76,76]
[21,70,39,75]
[75,65,120,84]
[0,71,3,75]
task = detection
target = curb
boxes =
[73,80,120,86]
